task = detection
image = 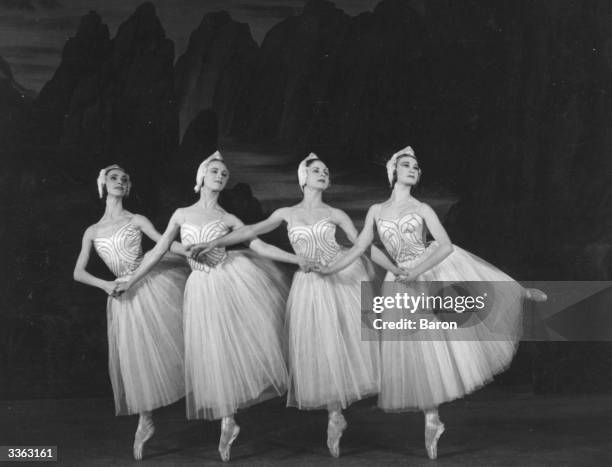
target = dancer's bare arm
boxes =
[132,214,187,256]
[73,226,119,296]
[115,210,183,294]
[187,208,290,257]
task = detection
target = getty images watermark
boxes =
[360,281,612,342]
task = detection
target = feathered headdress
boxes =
[194,150,224,193]
[97,164,130,198]
[297,153,320,190]
[386,146,416,186]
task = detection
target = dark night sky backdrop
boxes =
[0,0,380,91]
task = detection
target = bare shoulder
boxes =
[222,212,242,228]
[166,207,187,226]
[222,212,239,222]
[377,199,392,213]
[273,206,294,221]
[369,203,382,216]
[329,206,349,219]
[83,223,98,241]
[130,213,150,226]
[417,202,436,217]
[284,204,302,214]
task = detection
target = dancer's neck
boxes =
[103,195,125,219]
[197,188,220,210]
[390,183,414,204]
[301,187,324,210]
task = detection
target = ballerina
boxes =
[189,153,395,458]
[73,165,189,460]
[114,151,299,462]
[317,146,547,459]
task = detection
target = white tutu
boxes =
[183,250,289,420]
[378,242,525,411]
[107,254,188,415]
[286,256,380,409]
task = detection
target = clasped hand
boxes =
[106,278,130,298]
[186,242,215,261]
[394,267,418,284]
[298,258,327,274]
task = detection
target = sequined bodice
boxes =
[93,223,143,278]
[288,218,341,265]
[180,220,229,271]
[376,213,426,265]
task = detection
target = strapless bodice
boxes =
[180,220,229,271]
[288,218,341,265]
[93,222,143,278]
[376,213,427,265]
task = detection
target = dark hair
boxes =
[306,158,322,167]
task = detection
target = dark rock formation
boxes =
[176,108,218,165]
[28,2,178,210]
[29,11,111,146]
[226,0,431,169]
[231,0,351,149]
[219,182,264,226]
[316,0,427,164]
[0,56,32,99]
[0,57,32,194]
[174,11,257,139]
[165,108,218,205]
[0,56,30,141]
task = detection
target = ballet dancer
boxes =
[73,165,189,460]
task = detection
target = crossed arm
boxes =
[189,208,290,253]
[73,214,185,296]
[131,214,187,257]
[114,211,184,294]
[186,208,292,261]
[323,203,454,279]
[188,206,401,274]
[329,208,402,275]
[216,212,302,265]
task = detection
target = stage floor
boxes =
[1,387,609,466]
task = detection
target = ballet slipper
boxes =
[326,412,347,458]
[133,414,155,461]
[218,418,240,462]
[424,420,445,460]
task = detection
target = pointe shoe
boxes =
[424,420,445,460]
[526,288,548,302]
[218,419,240,462]
[326,413,347,458]
[133,418,155,461]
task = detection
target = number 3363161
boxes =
[3,446,56,460]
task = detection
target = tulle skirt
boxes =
[184,251,289,420]
[378,242,525,412]
[286,256,380,410]
[107,255,189,415]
